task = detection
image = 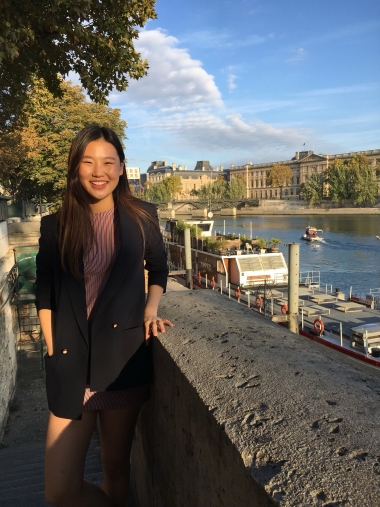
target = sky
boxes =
[107,0,380,173]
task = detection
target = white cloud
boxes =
[110,29,222,110]
[143,110,309,156]
[227,74,238,92]
[286,48,307,64]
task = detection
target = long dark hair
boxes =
[58,124,153,279]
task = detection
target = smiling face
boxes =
[78,138,124,213]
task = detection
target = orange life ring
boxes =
[281,304,288,314]
[234,287,241,298]
[313,317,324,334]
[255,295,263,308]
[210,278,215,288]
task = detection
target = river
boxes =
[210,214,380,298]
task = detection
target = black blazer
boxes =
[35,200,168,420]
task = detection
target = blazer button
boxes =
[61,349,68,354]
[112,323,118,328]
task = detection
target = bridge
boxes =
[156,198,259,212]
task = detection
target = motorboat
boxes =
[301,225,324,242]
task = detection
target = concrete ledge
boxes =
[132,290,380,507]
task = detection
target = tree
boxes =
[212,175,227,199]
[300,173,324,205]
[0,78,126,202]
[0,0,156,131]
[144,181,171,204]
[227,175,246,199]
[162,175,182,200]
[326,159,351,202]
[347,154,378,205]
[326,154,378,205]
[267,164,293,198]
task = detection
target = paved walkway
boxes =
[0,371,103,506]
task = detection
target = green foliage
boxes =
[227,176,246,199]
[0,0,156,131]
[197,175,243,200]
[204,237,227,253]
[327,154,378,205]
[255,237,267,249]
[0,78,126,202]
[144,182,171,204]
[327,159,351,202]
[144,175,182,203]
[174,220,198,238]
[347,154,378,205]
[162,175,182,199]
[300,173,324,204]
[269,238,282,245]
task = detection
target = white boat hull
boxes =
[301,234,324,242]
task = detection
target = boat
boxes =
[376,236,380,240]
[301,225,324,242]
[163,221,288,289]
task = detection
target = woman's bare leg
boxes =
[98,402,144,507]
[45,411,114,507]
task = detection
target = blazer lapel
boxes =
[64,267,89,345]
[95,203,143,317]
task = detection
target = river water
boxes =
[211,214,380,298]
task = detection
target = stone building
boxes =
[146,160,227,200]
[229,149,380,200]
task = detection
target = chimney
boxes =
[172,163,176,171]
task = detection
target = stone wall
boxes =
[131,289,380,507]
[0,221,9,258]
[0,249,19,442]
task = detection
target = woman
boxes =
[35,124,172,507]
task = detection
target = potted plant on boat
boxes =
[255,237,267,253]
[269,238,282,252]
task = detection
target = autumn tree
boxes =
[267,164,293,198]
[300,173,324,205]
[0,78,126,202]
[0,0,156,131]
[162,175,182,200]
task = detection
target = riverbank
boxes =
[237,207,380,215]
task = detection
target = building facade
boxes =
[146,160,227,200]
[229,149,380,200]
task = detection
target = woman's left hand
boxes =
[144,313,173,343]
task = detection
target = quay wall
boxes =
[0,249,19,442]
[131,288,380,507]
[159,200,380,218]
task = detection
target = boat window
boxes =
[238,257,262,272]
